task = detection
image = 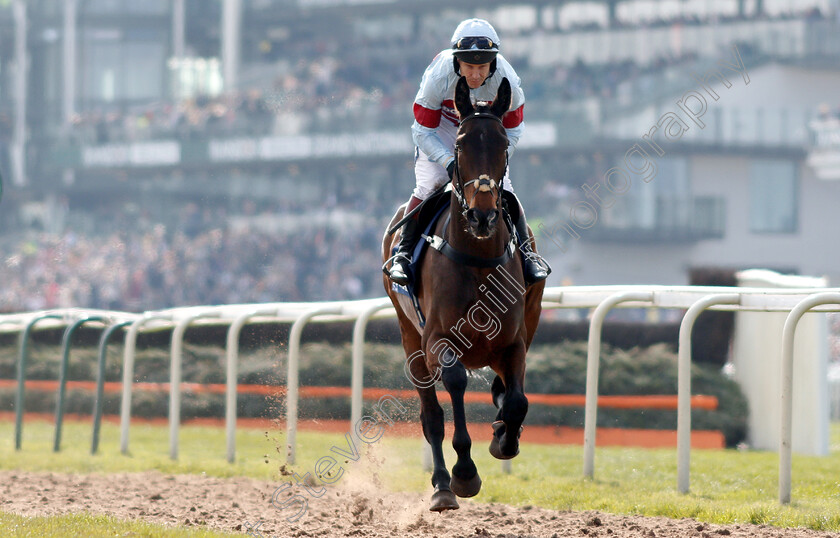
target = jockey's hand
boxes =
[446,160,456,180]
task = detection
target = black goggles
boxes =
[453,36,495,51]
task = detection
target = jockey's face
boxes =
[460,61,491,89]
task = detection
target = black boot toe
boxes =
[388,257,411,284]
[524,260,548,284]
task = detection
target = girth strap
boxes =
[422,214,517,269]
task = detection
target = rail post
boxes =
[225,307,279,463]
[54,315,108,452]
[169,311,221,460]
[583,291,653,479]
[120,313,172,455]
[779,292,840,504]
[91,320,132,454]
[287,306,343,465]
[350,299,393,436]
[677,293,740,493]
[15,313,64,450]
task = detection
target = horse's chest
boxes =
[431,295,523,353]
[425,266,524,331]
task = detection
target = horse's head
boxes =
[452,76,511,240]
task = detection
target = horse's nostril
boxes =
[466,209,480,226]
[488,211,499,225]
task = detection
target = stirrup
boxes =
[521,249,551,284]
[384,253,412,283]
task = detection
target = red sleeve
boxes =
[502,104,524,129]
[413,102,442,128]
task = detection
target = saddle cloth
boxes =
[389,193,451,328]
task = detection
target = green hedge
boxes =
[522,342,748,446]
[0,339,747,446]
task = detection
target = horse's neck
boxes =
[445,192,508,259]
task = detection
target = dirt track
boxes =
[2,468,839,538]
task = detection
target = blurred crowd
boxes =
[66,34,424,145]
[7,6,831,147]
[67,60,416,144]
[590,6,830,29]
[65,47,702,145]
[0,219,384,313]
[57,5,831,146]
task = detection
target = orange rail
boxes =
[0,411,725,449]
[0,379,718,410]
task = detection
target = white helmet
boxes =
[450,18,500,65]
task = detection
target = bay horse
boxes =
[382,76,544,511]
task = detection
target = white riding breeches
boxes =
[413,147,514,201]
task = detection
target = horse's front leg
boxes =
[441,358,481,497]
[408,354,459,511]
[489,347,528,459]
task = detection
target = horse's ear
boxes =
[454,76,474,119]
[490,77,511,119]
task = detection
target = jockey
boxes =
[387,18,550,286]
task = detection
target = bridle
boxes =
[422,109,517,268]
[451,111,509,218]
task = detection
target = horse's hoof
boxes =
[450,472,482,498]
[489,435,519,460]
[429,486,459,512]
[489,421,523,460]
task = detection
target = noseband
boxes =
[452,111,509,217]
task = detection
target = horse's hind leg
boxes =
[441,359,481,498]
[489,375,509,451]
[489,360,528,460]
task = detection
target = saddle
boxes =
[390,187,525,328]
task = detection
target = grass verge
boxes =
[0,511,238,537]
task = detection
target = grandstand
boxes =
[1,0,840,311]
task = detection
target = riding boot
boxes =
[387,215,422,285]
[509,201,551,285]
